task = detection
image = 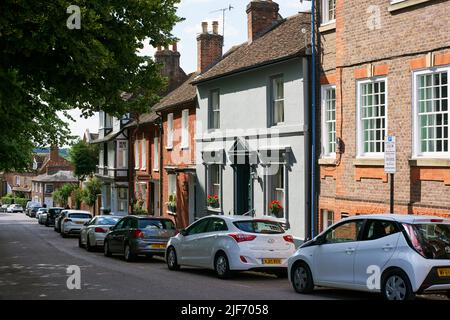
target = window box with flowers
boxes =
[268,200,283,218]
[207,194,220,209]
[166,194,176,214]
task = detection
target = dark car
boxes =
[103,216,177,262]
[46,207,64,227]
[28,205,41,218]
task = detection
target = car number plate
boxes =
[262,258,281,265]
[150,244,166,249]
[437,268,450,277]
[75,221,84,224]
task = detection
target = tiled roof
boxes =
[193,13,311,84]
[32,171,78,183]
[153,72,198,112]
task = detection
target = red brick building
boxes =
[317,0,450,232]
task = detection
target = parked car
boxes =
[79,216,122,251]
[288,214,450,301]
[104,216,177,262]
[28,205,41,217]
[7,204,24,213]
[1,204,9,212]
[26,202,40,216]
[46,207,64,227]
[36,208,47,220]
[60,210,92,238]
[38,209,49,225]
[54,209,68,232]
[165,215,296,279]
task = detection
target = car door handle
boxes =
[383,244,393,251]
[345,248,355,254]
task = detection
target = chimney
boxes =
[246,0,279,43]
[49,146,59,162]
[155,42,183,93]
[197,21,223,74]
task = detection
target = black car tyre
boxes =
[446,290,450,300]
[86,238,93,252]
[291,261,314,294]
[78,236,83,248]
[124,244,136,262]
[166,247,180,271]
[104,241,112,257]
[214,252,232,279]
[381,269,415,301]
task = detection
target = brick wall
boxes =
[317,0,450,232]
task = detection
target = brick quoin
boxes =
[317,0,450,233]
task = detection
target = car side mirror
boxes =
[84,222,89,226]
[180,229,187,236]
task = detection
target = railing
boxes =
[96,166,128,179]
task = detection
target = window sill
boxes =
[318,157,336,165]
[181,145,189,150]
[167,211,176,216]
[388,0,432,12]
[353,158,384,166]
[153,169,159,172]
[409,158,450,167]
[319,21,336,33]
[166,146,173,151]
[207,207,222,213]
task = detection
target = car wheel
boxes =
[86,238,93,252]
[292,262,314,294]
[215,252,232,279]
[166,247,180,271]
[103,241,112,257]
[381,269,415,301]
[78,236,83,248]
[124,244,135,262]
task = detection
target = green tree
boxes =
[0,0,182,172]
[69,140,99,181]
[82,177,102,215]
[71,187,84,210]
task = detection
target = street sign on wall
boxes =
[385,136,396,174]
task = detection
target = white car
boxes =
[60,210,92,238]
[288,214,450,300]
[36,208,48,220]
[7,204,23,213]
[79,215,121,251]
[166,215,296,279]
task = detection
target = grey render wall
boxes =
[195,57,309,239]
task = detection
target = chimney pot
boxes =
[201,22,208,34]
[212,21,219,34]
[172,42,178,52]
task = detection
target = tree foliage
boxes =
[82,177,101,213]
[0,0,182,171]
[52,183,76,207]
[69,140,99,180]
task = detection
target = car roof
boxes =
[341,213,450,224]
[65,210,91,214]
[200,215,282,222]
[127,215,173,220]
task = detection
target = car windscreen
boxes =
[138,219,175,230]
[97,217,120,225]
[233,220,285,234]
[48,209,62,216]
[405,223,450,259]
[68,213,92,219]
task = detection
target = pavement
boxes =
[0,212,447,300]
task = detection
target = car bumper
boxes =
[132,240,167,256]
[228,249,294,271]
[62,226,82,234]
[418,266,450,294]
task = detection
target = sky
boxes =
[62,0,312,143]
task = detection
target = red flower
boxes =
[269,200,283,210]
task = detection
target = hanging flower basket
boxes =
[207,195,219,208]
[269,200,283,217]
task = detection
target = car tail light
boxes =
[240,256,248,263]
[229,233,257,243]
[133,229,144,239]
[402,223,426,258]
[283,235,295,244]
[64,218,72,223]
[95,227,107,233]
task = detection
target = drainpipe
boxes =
[156,111,164,218]
[310,0,317,238]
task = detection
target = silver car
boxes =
[79,215,122,251]
[60,210,92,237]
[36,208,48,220]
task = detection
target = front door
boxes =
[152,181,160,216]
[235,164,251,215]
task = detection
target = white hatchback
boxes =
[288,214,450,300]
[60,210,92,238]
[166,215,296,279]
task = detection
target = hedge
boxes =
[1,196,28,207]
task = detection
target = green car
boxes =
[103,215,177,262]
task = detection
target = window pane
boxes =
[272,77,284,125]
[324,87,336,154]
[325,220,364,243]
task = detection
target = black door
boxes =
[235,164,251,215]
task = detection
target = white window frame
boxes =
[45,184,54,194]
[356,77,388,159]
[181,109,189,149]
[271,75,285,126]
[15,176,20,186]
[267,164,286,220]
[153,136,159,171]
[207,164,221,211]
[134,140,140,170]
[117,187,128,212]
[141,139,147,170]
[117,141,128,169]
[321,85,337,157]
[209,89,220,130]
[322,209,334,231]
[321,0,336,25]
[166,113,174,149]
[167,173,177,214]
[412,66,450,159]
